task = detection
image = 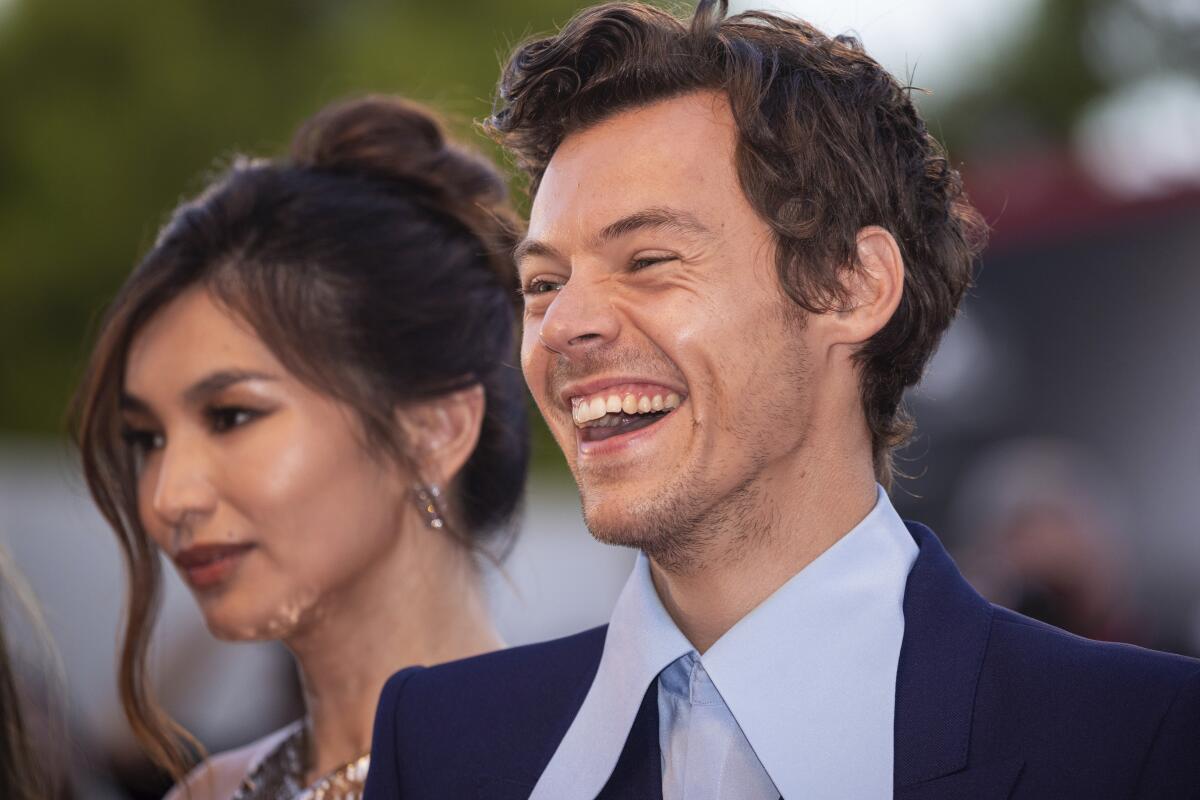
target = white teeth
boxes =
[572,389,684,426]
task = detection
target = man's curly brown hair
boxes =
[486,0,987,487]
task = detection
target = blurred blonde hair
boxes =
[0,542,60,799]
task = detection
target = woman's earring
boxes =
[413,482,445,530]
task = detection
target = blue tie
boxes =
[657,652,781,800]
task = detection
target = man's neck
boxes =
[648,455,879,653]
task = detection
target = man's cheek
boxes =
[519,347,538,384]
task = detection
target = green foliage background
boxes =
[0,0,1190,452]
[0,0,588,438]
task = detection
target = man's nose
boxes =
[536,275,620,357]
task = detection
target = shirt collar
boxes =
[530,486,918,800]
[702,485,918,797]
[530,542,692,800]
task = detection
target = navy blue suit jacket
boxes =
[364,523,1200,798]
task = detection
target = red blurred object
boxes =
[964,149,1200,250]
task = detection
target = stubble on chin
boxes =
[578,460,771,575]
[575,369,791,575]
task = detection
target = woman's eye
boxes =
[207,406,258,433]
[120,428,164,454]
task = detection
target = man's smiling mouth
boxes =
[571,384,682,443]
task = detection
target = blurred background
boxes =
[1,0,1198,796]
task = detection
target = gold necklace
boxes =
[299,750,371,800]
[233,722,371,800]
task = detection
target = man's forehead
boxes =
[528,90,738,240]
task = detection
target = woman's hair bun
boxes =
[289,94,507,210]
[290,95,523,291]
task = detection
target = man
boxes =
[364,2,1200,797]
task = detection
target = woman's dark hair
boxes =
[487,0,988,487]
[71,95,529,780]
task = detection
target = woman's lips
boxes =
[174,543,255,590]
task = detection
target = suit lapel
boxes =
[893,523,1022,797]
[590,526,1016,799]
[895,757,1024,800]
[597,680,662,800]
[508,523,1014,799]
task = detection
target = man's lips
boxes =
[554,375,689,455]
[174,543,255,590]
[578,406,675,442]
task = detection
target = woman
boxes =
[72,95,529,798]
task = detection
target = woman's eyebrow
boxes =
[182,369,279,406]
[118,392,151,413]
[119,369,279,414]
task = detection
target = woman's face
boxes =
[121,287,410,640]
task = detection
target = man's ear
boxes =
[826,225,905,347]
[396,384,485,486]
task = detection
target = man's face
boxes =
[519,91,820,564]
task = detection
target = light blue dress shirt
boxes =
[530,486,919,800]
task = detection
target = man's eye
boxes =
[630,255,675,271]
[523,278,564,296]
[207,406,259,433]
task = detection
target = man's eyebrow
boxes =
[513,239,565,269]
[513,207,713,270]
[182,369,279,406]
[595,207,713,245]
